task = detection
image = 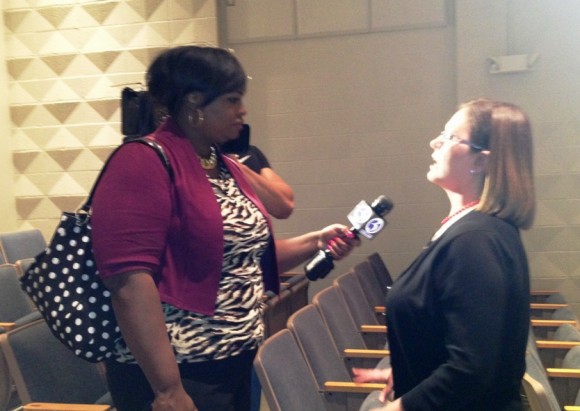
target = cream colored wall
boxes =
[220,0,457,298]
[0,9,17,233]
[2,0,218,237]
[455,1,580,314]
[2,1,579,312]
[220,0,580,311]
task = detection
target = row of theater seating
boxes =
[2,226,578,411]
[254,254,393,411]
[525,293,580,411]
[0,229,110,410]
[0,229,47,339]
[0,228,311,411]
[525,321,580,410]
[255,253,580,411]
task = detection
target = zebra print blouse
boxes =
[114,164,271,363]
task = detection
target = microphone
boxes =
[304,195,393,281]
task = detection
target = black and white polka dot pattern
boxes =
[20,211,120,363]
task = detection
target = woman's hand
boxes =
[352,367,394,403]
[317,224,361,260]
[104,271,196,411]
[368,398,404,411]
[275,224,360,273]
[152,386,197,411]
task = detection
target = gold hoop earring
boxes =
[188,109,204,126]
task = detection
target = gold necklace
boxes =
[198,146,217,170]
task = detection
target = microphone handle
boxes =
[304,249,334,281]
[304,227,359,281]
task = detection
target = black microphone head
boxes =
[371,195,394,216]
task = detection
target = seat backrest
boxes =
[525,349,561,411]
[522,372,556,411]
[353,260,387,309]
[333,270,380,327]
[254,329,327,411]
[287,304,352,390]
[0,264,35,323]
[284,274,310,313]
[263,288,293,339]
[312,285,369,351]
[551,307,577,321]
[0,348,12,411]
[0,318,109,405]
[562,345,580,368]
[553,323,580,342]
[0,229,46,264]
[14,258,35,279]
[366,252,393,288]
[544,293,567,304]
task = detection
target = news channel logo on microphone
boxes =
[347,200,386,239]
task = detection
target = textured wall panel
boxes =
[4,0,218,235]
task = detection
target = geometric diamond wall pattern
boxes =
[4,0,218,236]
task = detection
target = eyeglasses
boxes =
[438,131,484,151]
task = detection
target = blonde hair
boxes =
[461,99,535,229]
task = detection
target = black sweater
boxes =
[386,211,529,411]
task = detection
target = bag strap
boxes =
[80,137,173,213]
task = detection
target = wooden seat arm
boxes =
[0,322,16,332]
[531,319,577,327]
[361,325,387,333]
[546,368,580,378]
[280,271,302,279]
[530,290,560,296]
[344,348,390,358]
[531,303,569,310]
[375,303,569,315]
[23,404,112,411]
[536,340,580,350]
[324,381,387,393]
[546,369,580,407]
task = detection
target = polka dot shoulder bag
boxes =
[20,137,172,363]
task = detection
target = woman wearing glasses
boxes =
[353,99,535,411]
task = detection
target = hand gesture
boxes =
[352,367,394,403]
[317,224,361,260]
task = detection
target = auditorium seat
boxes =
[0,264,40,333]
[0,229,46,264]
[536,324,580,369]
[0,318,113,410]
[281,273,310,313]
[14,258,35,279]
[522,372,557,411]
[288,304,388,389]
[333,270,387,348]
[532,318,578,341]
[253,328,385,411]
[352,260,388,318]
[0,348,11,411]
[366,252,393,290]
[313,285,388,358]
[527,326,580,409]
[526,345,563,410]
[262,288,293,339]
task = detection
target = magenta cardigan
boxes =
[92,118,279,315]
